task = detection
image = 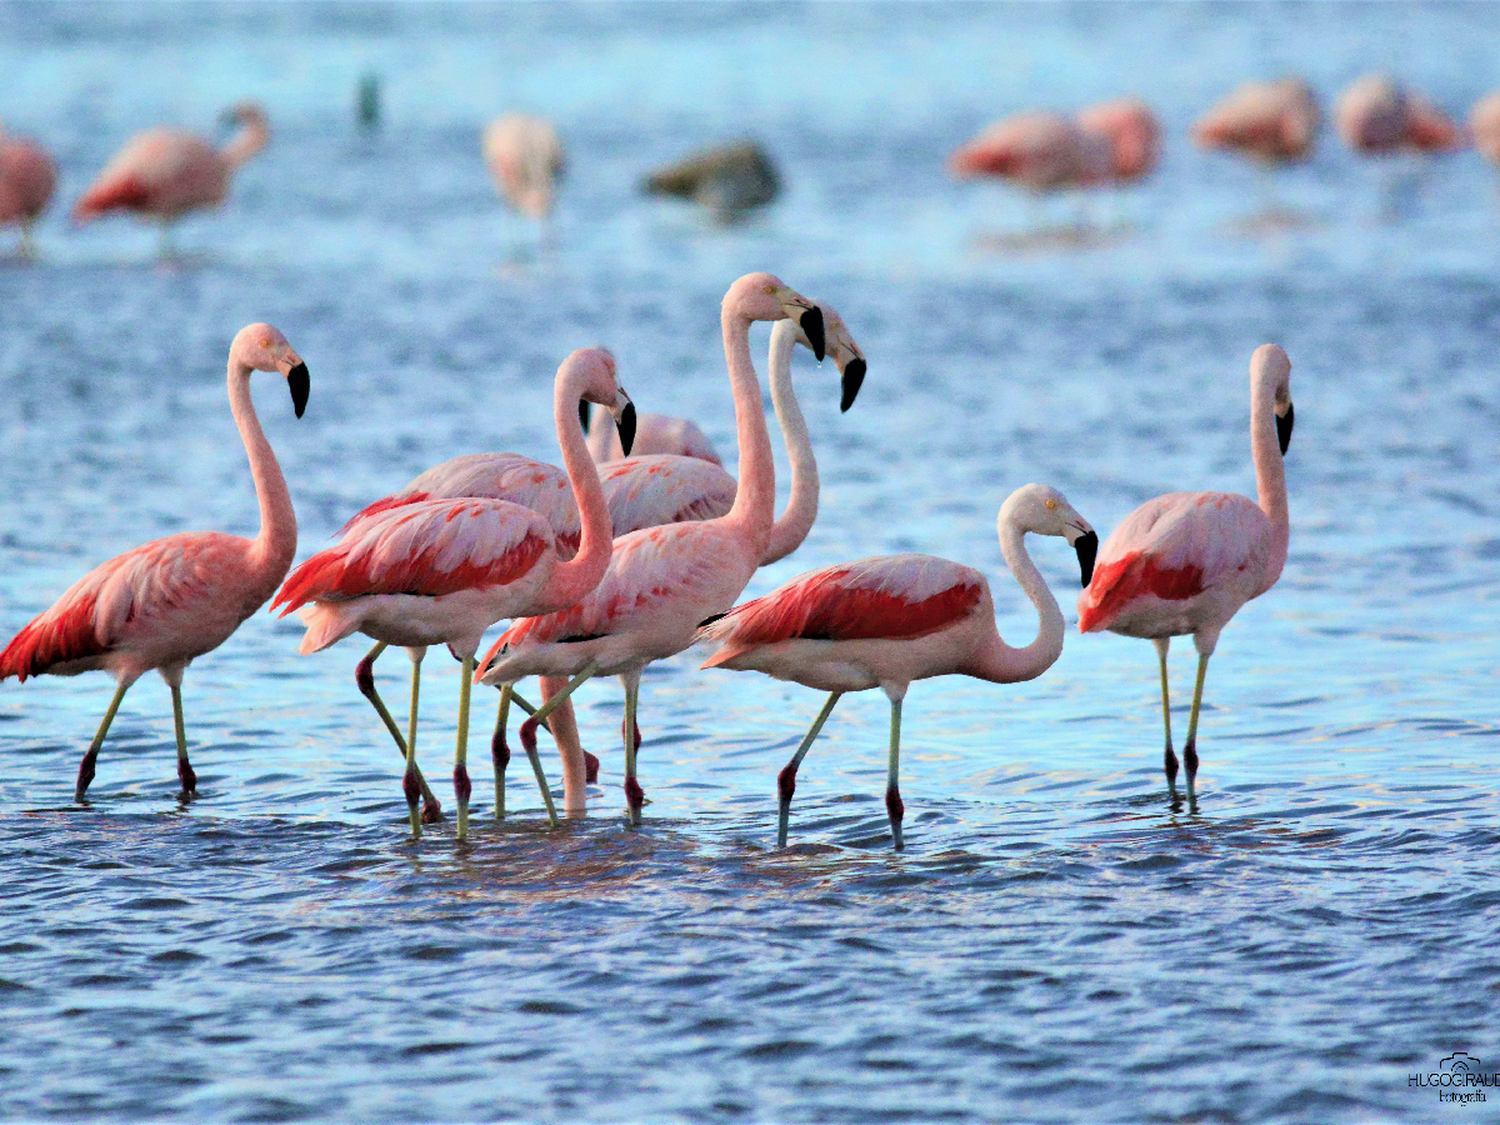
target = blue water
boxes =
[4,2,1500,1121]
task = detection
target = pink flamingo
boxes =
[482,114,564,221]
[585,410,722,465]
[1469,91,1500,167]
[1334,75,1461,155]
[474,273,825,826]
[0,123,57,257]
[1078,344,1294,792]
[695,485,1096,850]
[948,98,1159,193]
[0,324,309,800]
[1192,78,1320,164]
[272,348,633,839]
[532,303,866,814]
[73,102,270,252]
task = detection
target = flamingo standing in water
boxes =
[1192,78,1320,165]
[475,273,825,826]
[482,114,564,222]
[1468,91,1500,168]
[0,324,310,800]
[532,303,867,815]
[1078,344,1294,792]
[73,102,270,253]
[696,485,1096,850]
[272,349,633,839]
[948,98,1159,194]
[1333,75,1461,155]
[0,123,57,257]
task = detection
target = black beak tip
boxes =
[578,399,592,434]
[800,308,826,362]
[1277,402,1294,456]
[1076,530,1099,588]
[617,401,637,457]
[840,358,867,413]
[287,362,310,418]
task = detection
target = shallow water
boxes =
[3,2,1500,1121]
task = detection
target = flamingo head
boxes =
[797,302,867,412]
[1001,484,1098,588]
[230,323,309,418]
[725,273,825,361]
[565,347,636,457]
[1251,343,1294,455]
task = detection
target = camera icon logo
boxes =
[1441,1053,1482,1073]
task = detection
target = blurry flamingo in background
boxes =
[1469,91,1500,168]
[585,410,721,465]
[273,349,633,839]
[1193,78,1320,165]
[696,485,1096,850]
[534,302,867,815]
[0,324,309,801]
[483,114,565,222]
[475,273,824,828]
[0,122,57,257]
[1079,344,1294,793]
[1334,75,1462,155]
[72,101,270,253]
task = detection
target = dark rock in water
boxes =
[643,140,780,215]
[357,73,381,131]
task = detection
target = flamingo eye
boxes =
[1045,499,1058,510]
[763,285,776,295]
[259,337,272,348]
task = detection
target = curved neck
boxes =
[229,361,296,579]
[968,520,1064,684]
[1251,378,1290,584]
[539,378,615,609]
[720,308,776,556]
[762,321,816,564]
[221,117,268,168]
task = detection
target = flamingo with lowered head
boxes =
[474,273,824,826]
[272,348,632,839]
[532,301,867,815]
[696,484,1096,850]
[948,98,1159,193]
[73,101,270,253]
[1192,78,1320,165]
[1078,344,1294,792]
[0,122,57,257]
[1333,75,1461,155]
[0,324,309,800]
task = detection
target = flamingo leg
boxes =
[621,670,644,826]
[1154,636,1178,787]
[19,220,36,260]
[356,642,442,823]
[403,655,423,838]
[453,656,475,840]
[170,683,196,794]
[516,662,597,828]
[1182,654,1210,788]
[76,681,129,802]
[886,696,905,851]
[777,691,841,849]
[489,684,548,820]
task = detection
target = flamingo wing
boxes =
[274,498,552,615]
[74,130,226,220]
[698,554,985,668]
[599,454,737,536]
[1078,491,1270,633]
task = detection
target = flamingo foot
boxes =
[1164,744,1179,787]
[584,751,600,784]
[402,767,423,838]
[776,764,799,849]
[454,763,472,840]
[422,796,443,824]
[1183,739,1199,786]
[75,750,99,802]
[885,784,905,851]
[624,776,644,827]
[178,757,197,794]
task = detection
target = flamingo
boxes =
[1078,344,1294,793]
[532,303,867,814]
[0,324,309,801]
[482,114,564,221]
[1192,78,1320,165]
[271,348,633,839]
[0,123,57,257]
[72,101,270,252]
[1333,75,1461,155]
[948,98,1159,194]
[695,484,1096,850]
[584,410,722,465]
[1469,91,1500,168]
[474,273,825,826]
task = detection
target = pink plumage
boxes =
[1334,75,1461,155]
[948,98,1159,192]
[1192,78,1320,164]
[0,124,57,253]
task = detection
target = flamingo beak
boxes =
[612,397,637,457]
[578,399,592,434]
[286,362,310,418]
[840,356,867,413]
[799,306,826,362]
[1074,530,1098,587]
[1277,401,1294,455]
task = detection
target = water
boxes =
[3,2,1500,1120]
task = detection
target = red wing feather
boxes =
[74,176,152,218]
[0,590,109,681]
[1078,551,1205,634]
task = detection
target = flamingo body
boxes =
[1334,75,1461,155]
[587,411,721,465]
[483,114,564,220]
[1193,78,1320,164]
[0,127,57,247]
[949,99,1158,191]
[1469,91,1500,166]
[599,455,737,534]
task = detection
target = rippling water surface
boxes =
[3,3,1500,1121]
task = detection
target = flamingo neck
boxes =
[721,308,775,556]
[762,321,816,565]
[1250,374,1290,586]
[538,374,615,610]
[229,360,296,582]
[969,519,1064,684]
[221,116,268,169]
